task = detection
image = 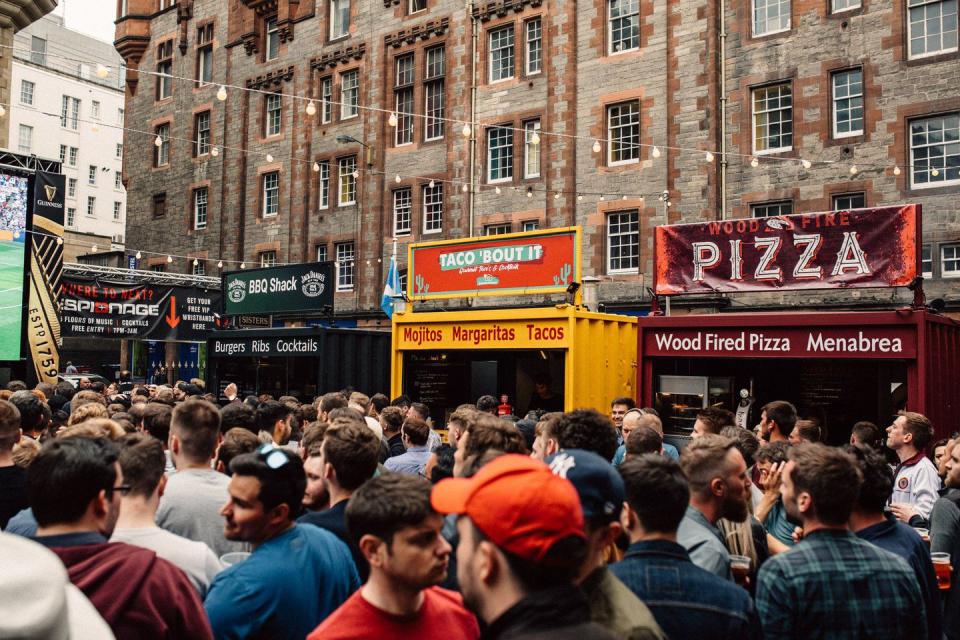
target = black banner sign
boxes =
[60,278,221,342]
[223,262,334,316]
[33,171,65,225]
[28,171,65,383]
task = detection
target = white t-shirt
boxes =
[111,526,223,596]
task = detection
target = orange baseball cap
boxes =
[430,454,585,563]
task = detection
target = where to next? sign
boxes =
[407,227,582,301]
[222,262,335,316]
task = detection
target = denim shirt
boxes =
[610,539,757,640]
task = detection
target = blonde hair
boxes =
[60,418,125,441]
[68,402,109,426]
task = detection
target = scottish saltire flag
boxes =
[381,254,400,318]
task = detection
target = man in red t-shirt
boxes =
[307,473,479,639]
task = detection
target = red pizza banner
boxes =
[654,205,919,295]
[407,227,581,300]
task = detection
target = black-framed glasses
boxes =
[257,443,291,470]
[111,484,132,497]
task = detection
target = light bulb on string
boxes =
[217,260,223,268]
[705,151,714,163]
[240,262,246,269]
[312,162,320,172]
[193,258,199,266]
[135,251,142,259]
[216,85,228,101]
[154,135,163,147]
[56,237,63,246]
[92,245,98,253]
[849,165,858,175]
[352,170,359,179]
[592,140,601,153]
[577,193,583,201]
[266,153,274,163]
[461,123,472,138]
[622,195,628,200]
[494,186,501,194]
[526,188,533,198]
[167,255,173,263]
[801,159,812,169]
[554,192,560,199]
[932,168,940,177]
[599,194,605,201]
[211,146,220,157]
[96,64,110,78]
[388,112,398,127]
[395,174,402,184]
[462,184,469,193]
[893,165,902,176]
[306,100,316,116]
[750,157,759,168]
[0,105,6,117]
[652,146,661,159]
[429,180,435,188]
[530,132,541,146]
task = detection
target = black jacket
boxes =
[481,584,620,640]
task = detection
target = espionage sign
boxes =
[222,262,334,316]
[654,205,919,295]
[408,227,581,300]
[60,278,220,342]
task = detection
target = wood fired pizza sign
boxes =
[407,227,581,300]
[654,205,919,295]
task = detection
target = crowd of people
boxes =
[0,377,958,640]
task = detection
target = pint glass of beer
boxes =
[932,552,952,591]
[730,554,751,588]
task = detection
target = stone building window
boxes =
[340,70,359,119]
[152,193,167,219]
[489,25,514,82]
[607,100,640,165]
[262,172,280,217]
[922,245,933,277]
[525,18,543,73]
[908,0,958,58]
[752,0,790,36]
[317,160,330,209]
[524,119,541,178]
[265,93,282,136]
[942,245,960,277]
[607,210,639,274]
[522,220,540,231]
[832,192,865,211]
[156,40,174,100]
[193,187,208,229]
[422,183,443,233]
[410,0,427,13]
[393,188,412,236]
[260,250,277,267]
[487,126,514,182]
[832,69,863,138]
[320,76,333,123]
[831,0,860,12]
[751,201,793,217]
[317,245,328,262]
[20,80,34,105]
[752,82,792,153]
[339,156,357,205]
[265,18,280,61]
[909,113,960,188]
[197,23,214,85]
[331,0,351,40]
[424,46,445,141]
[194,111,211,156]
[154,124,170,166]
[336,242,355,290]
[608,0,639,54]
[484,223,512,235]
[395,54,415,146]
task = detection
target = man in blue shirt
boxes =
[756,443,925,640]
[611,454,757,639]
[613,410,679,465]
[848,444,941,640]
[383,418,432,476]
[204,444,359,640]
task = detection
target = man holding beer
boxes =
[931,439,960,639]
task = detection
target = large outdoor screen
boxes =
[0,174,29,361]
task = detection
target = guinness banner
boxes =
[28,171,65,383]
[61,278,221,342]
[222,262,334,316]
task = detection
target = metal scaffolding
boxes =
[63,262,221,288]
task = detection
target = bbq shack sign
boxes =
[654,205,919,295]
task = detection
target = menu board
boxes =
[404,353,470,422]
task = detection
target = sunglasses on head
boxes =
[257,443,291,470]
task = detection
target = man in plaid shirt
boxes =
[756,443,926,640]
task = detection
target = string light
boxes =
[592,140,601,153]
[312,161,320,172]
[305,100,316,116]
[526,188,533,198]
[651,146,661,159]
[266,153,274,162]
[494,186,501,194]
[894,166,902,176]
[750,156,759,168]
[135,251,142,259]
[932,168,940,177]
[429,179,435,188]
[166,255,173,263]
[217,260,223,268]
[801,159,812,169]
[462,183,469,192]
[849,165,858,175]
[91,245,98,252]
[351,170,359,179]
[705,151,714,162]
[211,146,219,157]
[95,64,110,78]
[216,85,227,101]
[0,105,6,117]
[240,262,246,269]
[554,192,560,199]
[154,135,163,147]
[461,123,471,138]
[193,258,199,266]
[577,193,583,201]
[599,194,605,201]
[395,174,402,184]
[56,237,63,246]
[622,195,628,200]
[530,132,541,146]
[388,112,398,127]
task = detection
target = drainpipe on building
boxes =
[719,0,728,220]
[468,0,478,236]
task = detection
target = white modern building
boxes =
[8,13,126,255]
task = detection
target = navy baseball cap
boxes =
[546,449,626,522]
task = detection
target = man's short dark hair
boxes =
[898,411,934,451]
[380,406,404,434]
[463,414,527,462]
[620,454,690,534]
[696,407,735,435]
[788,443,862,526]
[756,440,791,465]
[172,399,221,462]
[55,381,76,400]
[554,409,618,462]
[255,401,292,433]
[611,397,636,409]
[625,425,662,457]
[28,437,119,526]
[762,400,798,436]
[318,392,348,415]
[118,433,165,499]
[9,390,45,432]
[230,447,305,516]
[390,395,411,409]
[346,473,435,546]
[430,444,455,484]
[323,422,380,490]
[370,393,389,414]
[0,399,21,449]
[476,395,499,414]
[792,419,823,444]
[217,428,261,473]
[720,426,761,468]
[7,380,27,392]
[220,403,256,434]
[851,421,882,449]
[401,417,430,447]
[141,403,173,443]
[409,402,430,421]
[328,407,365,424]
[301,422,329,457]
[845,444,893,514]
